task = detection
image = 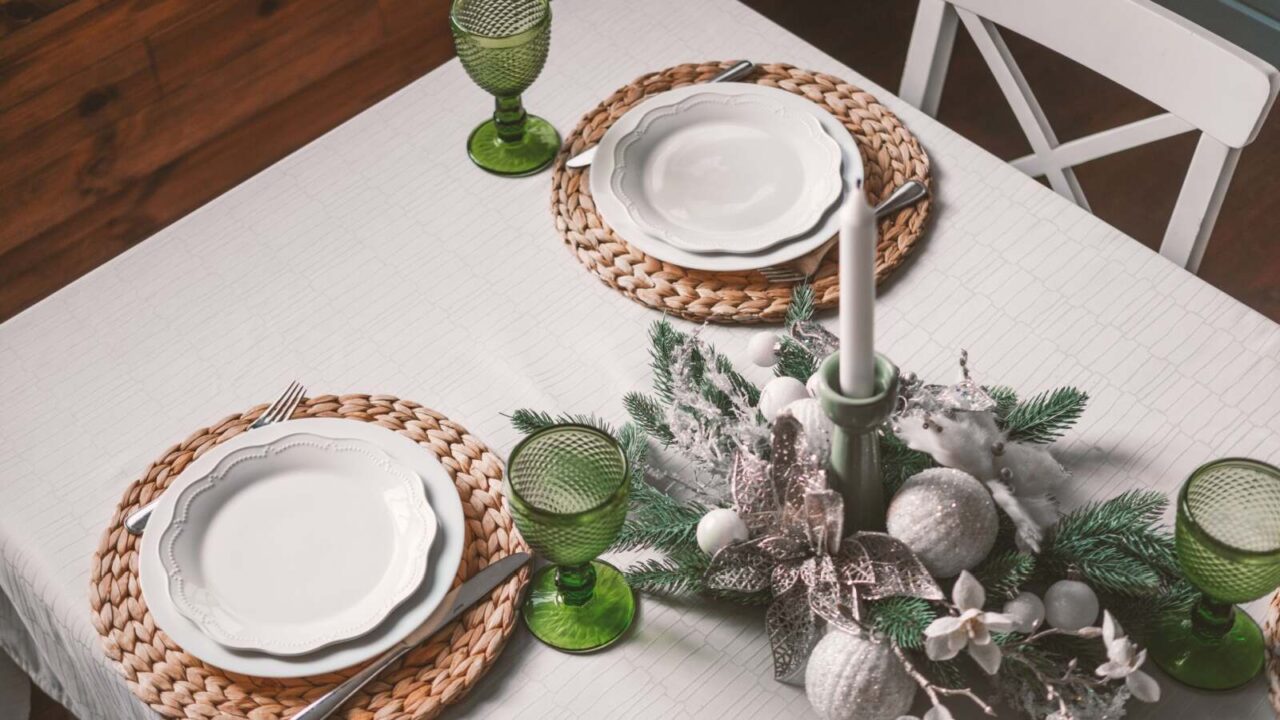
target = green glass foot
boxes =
[522,560,635,653]
[466,114,560,177]
[1148,608,1265,690]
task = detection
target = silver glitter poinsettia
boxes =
[703,413,943,683]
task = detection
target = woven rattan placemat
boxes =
[90,394,530,720]
[551,61,933,324]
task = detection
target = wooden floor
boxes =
[16,1,1280,718]
[744,0,1280,321]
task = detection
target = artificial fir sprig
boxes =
[973,550,1037,601]
[507,409,614,435]
[1038,490,1178,597]
[1003,387,1089,444]
[865,596,936,649]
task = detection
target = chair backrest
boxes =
[900,0,1280,272]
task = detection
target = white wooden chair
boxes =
[899,0,1280,272]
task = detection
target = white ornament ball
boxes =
[1003,591,1047,634]
[885,468,998,578]
[696,508,749,556]
[805,630,916,720]
[806,371,822,398]
[758,376,809,422]
[1044,580,1099,631]
[747,331,781,367]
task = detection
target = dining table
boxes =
[1,0,1277,718]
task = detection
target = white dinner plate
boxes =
[140,418,464,677]
[590,83,864,272]
[158,433,436,655]
[610,91,842,253]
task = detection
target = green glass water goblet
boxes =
[450,0,561,176]
[507,424,635,652]
[1148,458,1280,690]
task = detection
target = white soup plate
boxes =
[157,433,435,655]
[590,83,863,271]
[140,418,464,677]
[610,91,842,253]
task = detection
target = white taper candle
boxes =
[838,181,876,397]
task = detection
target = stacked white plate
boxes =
[138,418,464,677]
[590,83,863,271]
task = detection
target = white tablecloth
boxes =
[1,0,1277,717]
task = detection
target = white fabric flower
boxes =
[923,571,1016,674]
[1095,611,1160,702]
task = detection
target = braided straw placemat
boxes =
[551,61,933,324]
[90,394,530,720]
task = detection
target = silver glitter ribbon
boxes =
[703,414,943,683]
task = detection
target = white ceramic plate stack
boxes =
[590,83,864,272]
[138,418,465,677]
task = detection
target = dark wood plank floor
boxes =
[17,2,1280,719]
[741,0,1280,321]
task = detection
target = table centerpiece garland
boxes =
[510,286,1192,720]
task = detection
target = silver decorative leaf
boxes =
[802,489,843,556]
[852,532,944,600]
[704,540,774,594]
[729,451,776,524]
[765,582,823,684]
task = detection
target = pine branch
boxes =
[775,336,817,381]
[615,498,706,555]
[648,318,684,405]
[973,550,1036,601]
[786,283,817,326]
[985,385,1019,419]
[1003,387,1089,443]
[1040,490,1180,597]
[646,318,760,412]
[508,409,614,435]
[917,654,968,690]
[623,392,675,445]
[625,554,708,597]
[866,597,937,649]
[880,431,935,495]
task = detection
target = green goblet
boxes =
[1149,458,1280,690]
[507,424,635,652]
[450,0,561,176]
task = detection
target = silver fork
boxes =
[759,180,929,284]
[123,380,307,535]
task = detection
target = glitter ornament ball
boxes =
[1044,579,1099,631]
[696,508,750,556]
[1003,591,1047,634]
[758,376,809,422]
[885,468,998,578]
[804,630,916,720]
[747,331,781,367]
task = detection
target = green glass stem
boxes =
[1190,595,1236,639]
[555,562,596,606]
[814,352,900,533]
[493,94,528,144]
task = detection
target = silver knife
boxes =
[564,60,755,169]
[292,552,532,720]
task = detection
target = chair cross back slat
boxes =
[900,0,1279,272]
